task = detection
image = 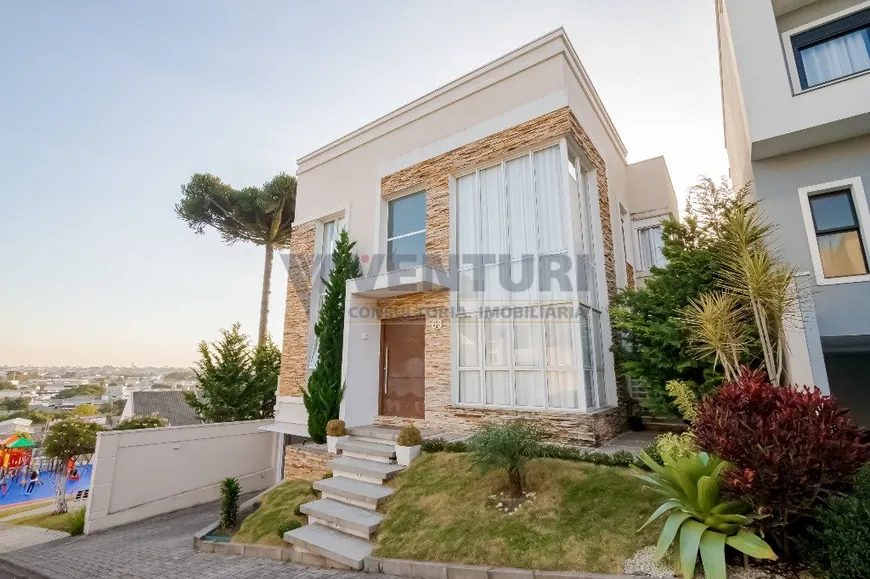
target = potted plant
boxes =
[325,419,348,454]
[395,424,422,466]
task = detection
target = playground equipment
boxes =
[0,434,35,471]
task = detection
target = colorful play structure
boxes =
[1,433,35,471]
[0,434,93,507]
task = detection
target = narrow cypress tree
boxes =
[304,228,361,442]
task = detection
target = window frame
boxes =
[449,138,609,413]
[385,190,427,272]
[783,1,870,93]
[631,216,667,273]
[308,213,346,371]
[798,177,870,286]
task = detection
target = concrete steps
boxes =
[300,498,384,539]
[284,523,373,569]
[284,425,422,570]
[313,475,392,510]
[347,425,399,444]
[329,456,404,484]
[337,438,396,463]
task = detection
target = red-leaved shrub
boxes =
[694,368,870,540]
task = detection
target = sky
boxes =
[0,1,728,368]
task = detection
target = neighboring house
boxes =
[273,29,678,446]
[119,390,200,427]
[0,418,34,437]
[717,0,870,424]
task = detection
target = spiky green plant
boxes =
[220,477,242,530]
[635,451,776,579]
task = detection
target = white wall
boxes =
[722,0,870,159]
[85,420,275,534]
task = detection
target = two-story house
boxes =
[272,29,679,447]
[717,0,870,424]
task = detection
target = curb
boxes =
[363,557,643,579]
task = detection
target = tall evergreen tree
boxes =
[304,229,361,442]
[185,324,279,422]
[176,173,296,345]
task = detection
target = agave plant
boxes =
[635,450,776,579]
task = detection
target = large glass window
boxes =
[792,8,870,89]
[637,225,666,271]
[809,190,869,278]
[387,191,426,271]
[309,217,343,369]
[453,144,607,410]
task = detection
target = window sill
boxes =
[449,403,616,415]
[815,273,870,286]
[793,68,870,97]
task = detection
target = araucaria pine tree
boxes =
[304,228,361,442]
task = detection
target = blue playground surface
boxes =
[0,465,92,508]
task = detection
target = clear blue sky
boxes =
[0,1,727,367]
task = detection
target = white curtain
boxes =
[802,29,870,87]
[456,174,479,268]
[534,146,568,255]
[459,372,481,404]
[484,319,508,366]
[458,317,479,367]
[638,225,665,270]
[485,371,511,405]
[480,165,507,258]
[514,371,545,407]
[506,156,536,257]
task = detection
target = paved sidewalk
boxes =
[0,501,396,579]
[0,525,69,555]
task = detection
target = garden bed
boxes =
[374,452,661,574]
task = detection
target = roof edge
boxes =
[297,27,628,168]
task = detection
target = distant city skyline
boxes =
[0,1,728,366]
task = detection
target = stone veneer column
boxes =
[279,222,316,397]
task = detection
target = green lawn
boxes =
[374,453,661,574]
[233,479,314,546]
[9,508,85,534]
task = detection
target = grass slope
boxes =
[375,453,660,573]
[233,479,313,546]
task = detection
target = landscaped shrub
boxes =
[468,420,544,496]
[635,450,776,579]
[220,477,241,530]
[655,431,698,459]
[325,419,346,437]
[276,520,302,537]
[304,229,361,443]
[397,424,422,447]
[68,508,86,536]
[641,441,663,465]
[421,438,468,453]
[694,368,870,553]
[803,464,870,579]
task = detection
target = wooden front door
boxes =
[379,316,425,419]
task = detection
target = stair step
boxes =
[329,456,404,482]
[337,439,396,458]
[314,476,392,509]
[284,523,372,570]
[301,498,384,538]
[347,425,399,442]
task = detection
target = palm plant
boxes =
[468,420,544,497]
[635,450,776,579]
[683,189,798,385]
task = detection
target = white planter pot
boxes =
[395,444,421,466]
[326,435,348,454]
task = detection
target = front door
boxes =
[379,316,425,419]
